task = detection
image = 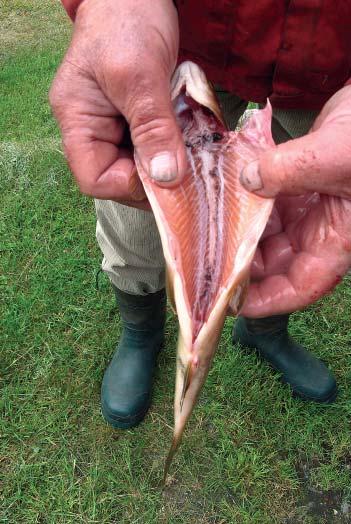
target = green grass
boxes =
[1,2,351,522]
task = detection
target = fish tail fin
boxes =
[163,434,181,486]
[163,361,192,485]
[229,276,250,315]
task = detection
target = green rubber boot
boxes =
[232,315,337,403]
[101,288,166,428]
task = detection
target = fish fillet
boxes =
[136,61,275,480]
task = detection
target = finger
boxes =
[64,126,146,201]
[259,205,282,241]
[250,233,294,280]
[240,127,351,199]
[120,72,188,187]
[241,251,349,317]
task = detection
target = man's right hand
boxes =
[50,0,187,207]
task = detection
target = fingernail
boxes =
[240,161,263,192]
[150,153,178,182]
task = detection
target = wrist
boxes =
[61,0,85,20]
[62,0,177,20]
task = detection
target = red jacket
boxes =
[62,0,351,110]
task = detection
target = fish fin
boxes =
[229,276,250,316]
[180,361,192,412]
[236,277,250,313]
[163,360,191,486]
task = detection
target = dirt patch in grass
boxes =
[287,456,351,523]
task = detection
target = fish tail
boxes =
[163,435,181,486]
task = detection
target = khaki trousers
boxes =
[95,91,318,295]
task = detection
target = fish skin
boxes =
[135,61,275,482]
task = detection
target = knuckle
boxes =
[131,114,176,147]
[49,75,72,122]
[274,150,291,185]
[105,52,144,85]
[61,137,94,196]
[131,92,160,126]
[127,82,175,147]
[265,148,294,189]
[48,77,62,112]
[126,68,167,111]
[105,60,127,85]
[77,179,94,197]
[292,148,317,172]
[112,56,138,80]
[62,133,78,159]
[49,58,86,116]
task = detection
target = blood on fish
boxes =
[212,132,223,142]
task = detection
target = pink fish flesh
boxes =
[136,61,276,481]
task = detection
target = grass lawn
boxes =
[1,2,351,523]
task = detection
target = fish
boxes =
[136,61,275,482]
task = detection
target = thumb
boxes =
[124,74,187,188]
[240,128,349,198]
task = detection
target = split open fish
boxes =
[136,61,275,481]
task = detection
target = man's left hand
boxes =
[240,85,351,317]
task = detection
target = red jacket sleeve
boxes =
[61,0,84,21]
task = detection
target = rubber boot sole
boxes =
[101,397,151,429]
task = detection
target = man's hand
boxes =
[50,0,187,207]
[240,86,351,317]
